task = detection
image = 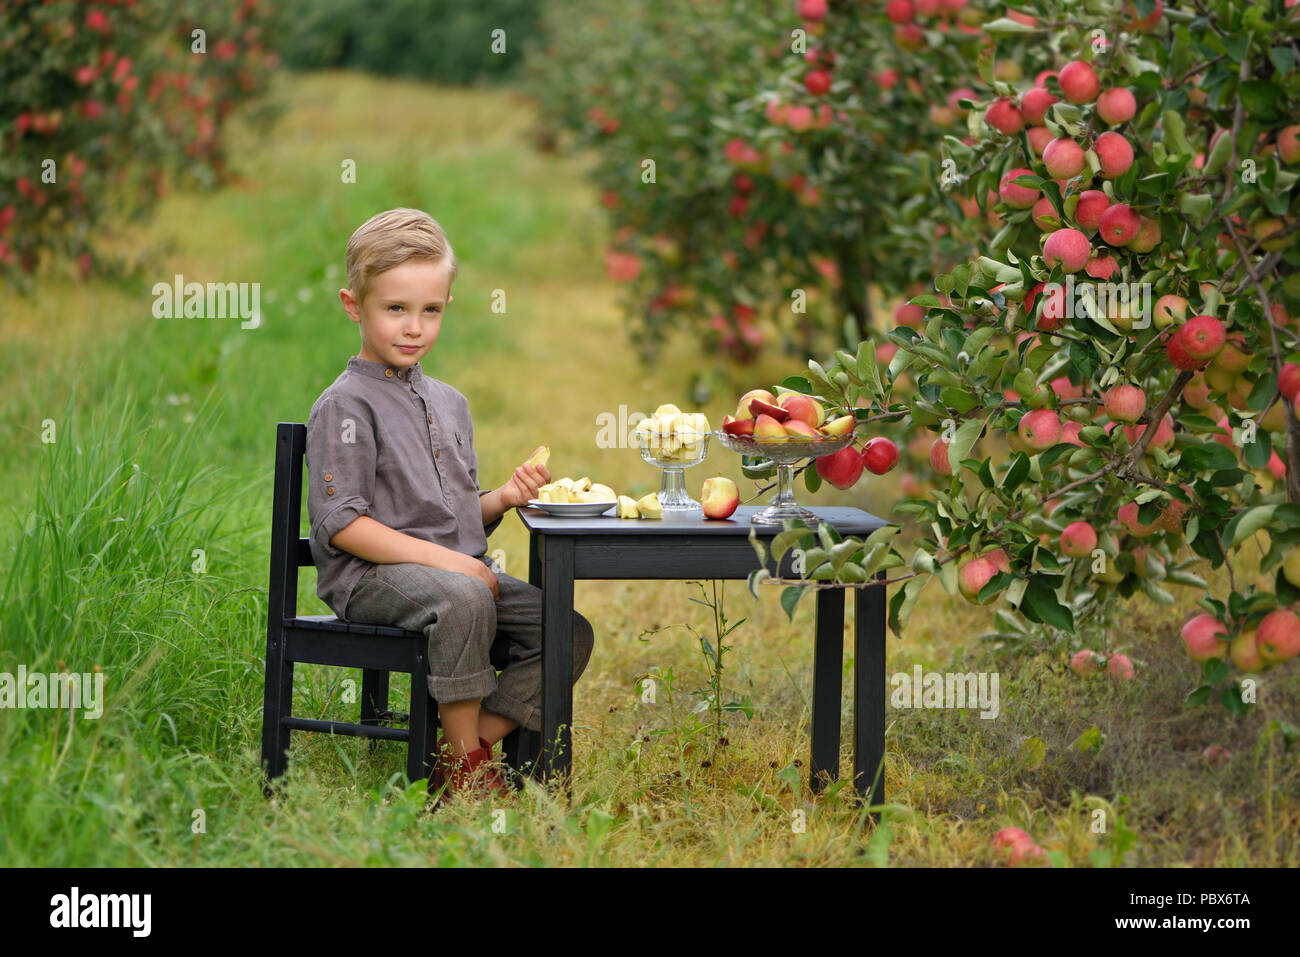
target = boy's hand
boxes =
[499,447,551,509]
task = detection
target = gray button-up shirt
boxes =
[306,355,503,619]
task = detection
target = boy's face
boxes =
[340,258,454,369]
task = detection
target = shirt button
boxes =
[385,369,394,378]
[435,449,440,458]
[323,472,333,482]
[326,486,335,495]
[427,415,432,423]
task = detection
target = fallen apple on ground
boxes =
[701,476,740,518]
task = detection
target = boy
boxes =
[306,208,595,797]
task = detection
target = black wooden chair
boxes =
[260,422,538,794]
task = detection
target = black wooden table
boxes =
[510,504,891,804]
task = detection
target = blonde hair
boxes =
[345,207,458,304]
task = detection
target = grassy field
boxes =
[1,71,1297,867]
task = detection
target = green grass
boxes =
[1,71,1297,866]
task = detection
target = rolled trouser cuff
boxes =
[482,687,541,733]
[427,666,497,705]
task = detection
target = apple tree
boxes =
[1,0,280,281]
[750,0,1300,708]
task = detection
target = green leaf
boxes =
[1229,504,1277,546]
[804,464,823,494]
[1178,192,1214,224]
[948,417,985,473]
[982,16,1038,36]
[1181,441,1238,471]
[1203,656,1229,685]
[769,527,813,565]
[1270,45,1296,77]
[747,567,771,600]
[1221,685,1250,715]
[780,585,810,621]
[1002,451,1030,490]
[888,575,928,636]
[1020,576,1073,630]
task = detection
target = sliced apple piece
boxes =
[636,492,663,519]
[722,415,756,437]
[749,398,790,422]
[525,446,551,469]
[588,483,617,502]
[653,403,682,419]
[783,419,819,437]
[753,413,787,441]
[617,494,640,518]
[734,389,776,420]
[821,413,856,437]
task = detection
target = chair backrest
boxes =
[268,423,316,628]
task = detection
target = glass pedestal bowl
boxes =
[714,430,856,526]
[635,428,711,512]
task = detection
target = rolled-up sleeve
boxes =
[306,395,376,559]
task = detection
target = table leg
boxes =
[854,572,887,813]
[504,531,544,782]
[810,585,845,793]
[540,535,575,791]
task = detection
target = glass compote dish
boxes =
[634,425,712,512]
[714,429,856,526]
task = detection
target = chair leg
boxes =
[260,630,294,794]
[360,669,390,753]
[407,664,437,783]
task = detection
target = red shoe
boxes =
[432,738,511,799]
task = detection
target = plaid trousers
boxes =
[344,556,595,733]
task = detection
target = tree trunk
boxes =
[834,239,872,346]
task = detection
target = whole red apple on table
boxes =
[700,476,740,519]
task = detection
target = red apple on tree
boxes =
[815,445,865,490]
[861,437,899,474]
[1058,60,1100,104]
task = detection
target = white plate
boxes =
[527,499,618,517]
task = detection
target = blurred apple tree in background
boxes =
[0,0,280,282]
[524,0,993,368]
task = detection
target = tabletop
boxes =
[517,504,891,538]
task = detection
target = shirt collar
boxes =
[347,355,424,384]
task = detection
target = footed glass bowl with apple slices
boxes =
[633,404,712,511]
[717,388,858,526]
